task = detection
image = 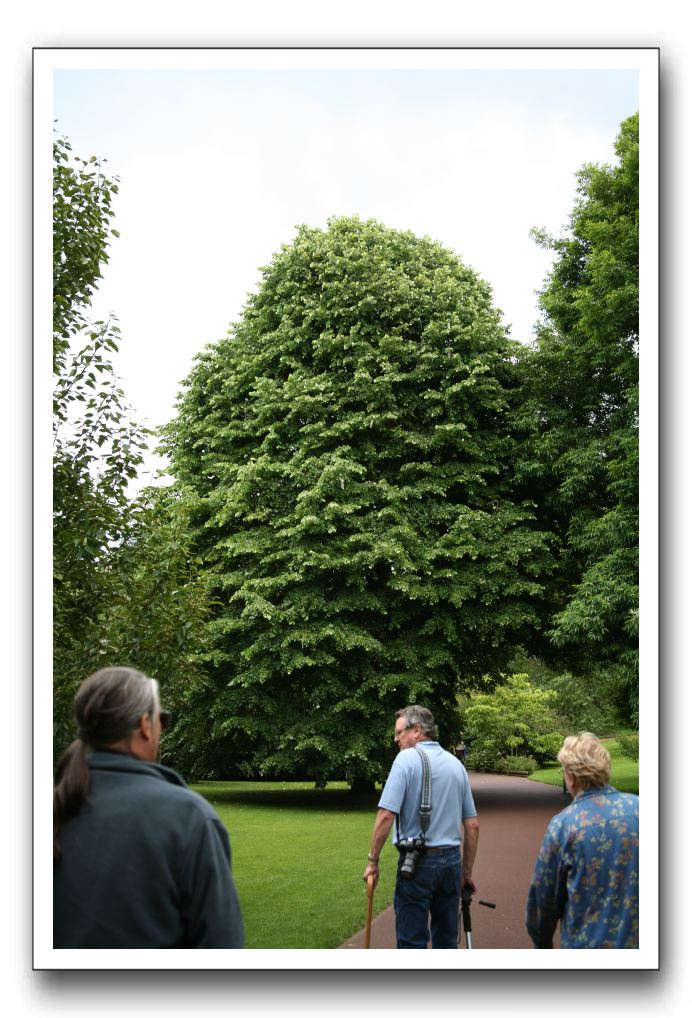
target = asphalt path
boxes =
[338,771,568,950]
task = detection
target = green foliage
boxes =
[84,487,213,756]
[460,673,564,769]
[53,133,120,374]
[493,755,537,775]
[54,485,213,759]
[53,133,149,752]
[508,651,621,734]
[162,216,555,783]
[515,113,639,723]
[617,733,639,761]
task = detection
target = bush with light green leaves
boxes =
[461,673,564,770]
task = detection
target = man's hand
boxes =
[461,875,477,893]
[362,861,380,887]
[363,808,396,890]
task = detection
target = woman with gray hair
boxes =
[525,732,638,949]
[53,667,243,948]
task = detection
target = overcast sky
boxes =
[49,53,639,485]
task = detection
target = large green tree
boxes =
[53,134,148,751]
[163,216,554,784]
[515,113,639,722]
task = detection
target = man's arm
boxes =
[461,816,479,891]
[362,808,396,888]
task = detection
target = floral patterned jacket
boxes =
[526,784,639,948]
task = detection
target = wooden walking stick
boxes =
[364,873,376,948]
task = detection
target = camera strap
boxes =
[396,745,432,843]
[415,746,432,837]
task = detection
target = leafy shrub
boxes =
[534,731,564,763]
[496,755,537,774]
[460,673,564,770]
[464,748,495,771]
[464,750,537,774]
[617,734,639,760]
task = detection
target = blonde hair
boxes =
[557,732,611,789]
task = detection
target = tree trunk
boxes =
[349,777,377,795]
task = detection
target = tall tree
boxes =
[53,134,148,751]
[515,113,639,722]
[163,216,554,784]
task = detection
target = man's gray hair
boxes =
[395,705,438,740]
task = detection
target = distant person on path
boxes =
[451,733,467,764]
[54,666,244,948]
[526,732,638,949]
[362,705,479,949]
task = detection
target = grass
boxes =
[529,736,639,794]
[189,781,397,949]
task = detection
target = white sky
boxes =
[48,52,640,485]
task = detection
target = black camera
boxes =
[398,836,426,880]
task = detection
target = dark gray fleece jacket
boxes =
[53,751,243,948]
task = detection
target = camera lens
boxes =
[400,849,418,880]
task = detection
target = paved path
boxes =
[338,772,568,950]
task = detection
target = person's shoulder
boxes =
[92,754,218,820]
[143,779,227,843]
[547,797,580,832]
[429,743,464,770]
[147,768,218,816]
[607,785,637,800]
[396,747,419,763]
[591,786,638,811]
[609,788,639,812]
[394,747,426,772]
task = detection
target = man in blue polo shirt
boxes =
[363,705,479,949]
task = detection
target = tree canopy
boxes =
[516,113,639,722]
[163,216,554,784]
[53,134,120,374]
[53,134,148,751]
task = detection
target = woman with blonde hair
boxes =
[526,732,638,949]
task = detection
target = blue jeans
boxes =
[394,847,461,949]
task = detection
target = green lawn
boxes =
[189,781,397,949]
[529,736,639,795]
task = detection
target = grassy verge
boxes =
[189,781,396,949]
[529,736,639,795]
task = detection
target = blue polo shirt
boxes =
[378,741,477,847]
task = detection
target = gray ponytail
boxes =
[54,667,158,864]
